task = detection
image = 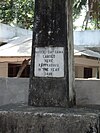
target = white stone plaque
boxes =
[34,47,64,77]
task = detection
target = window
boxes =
[84,67,92,78]
[8,63,30,77]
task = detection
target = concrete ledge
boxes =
[0,103,99,133]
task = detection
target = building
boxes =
[0,23,32,77]
[74,46,100,78]
[0,23,100,78]
[74,30,100,79]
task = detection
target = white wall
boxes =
[74,30,100,46]
[1,23,100,47]
[0,23,32,40]
[0,23,16,40]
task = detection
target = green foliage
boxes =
[0,0,100,30]
[73,0,100,29]
[73,0,87,21]
[0,0,34,29]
